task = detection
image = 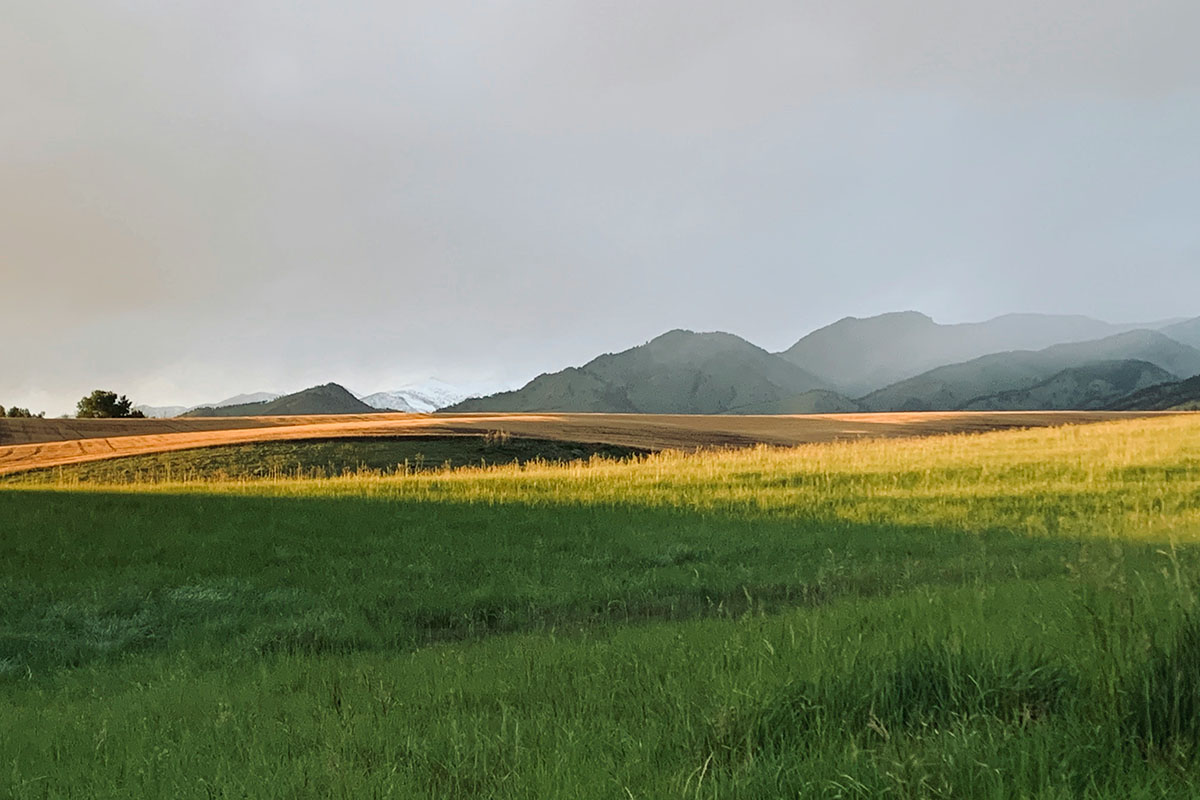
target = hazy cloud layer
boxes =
[3,1,1198,413]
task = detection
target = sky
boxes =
[3,1,1199,415]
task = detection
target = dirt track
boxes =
[0,411,1173,477]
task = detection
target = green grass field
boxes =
[4,414,1200,798]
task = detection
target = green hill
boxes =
[861,330,1200,412]
[447,330,829,414]
[183,383,376,417]
[779,311,1128,396]
[1107,373,1200,411]
[963,360,1175,411]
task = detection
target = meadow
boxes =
[4,414,1200,798]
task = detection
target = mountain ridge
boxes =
[448,329,829,414]
[779,311,1155,396]
[962,360,1176,411]
[150,311,1200,418]
[135,391,282,419]
[182,383,376,417]
[358,381,469,413]
[860,330,1200,412]
[1107,374,1200,411]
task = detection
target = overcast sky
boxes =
[3,1,1199,414]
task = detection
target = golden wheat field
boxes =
[0,410,1172,476]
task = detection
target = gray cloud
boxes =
[3,1,1198,413]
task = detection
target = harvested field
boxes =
[0,415,295,445]
[0,410,1173,476]
[0,412,384,443]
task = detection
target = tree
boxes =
[3,406,42,418]
[76,390,145,419]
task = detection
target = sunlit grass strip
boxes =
[8,414,1200,543]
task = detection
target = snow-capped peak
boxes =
[359,380,470,413]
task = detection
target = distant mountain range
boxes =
[778,311,1171,397]
[1162,318,1200,351]
[137,381,470,418]
[859,330,1200,412]
[141,311,1200,418]
[1107,374,1200,411]
[449,330,828,414]
[447,312,1200,415]
[358,380,468,413]
[962,360,1175,411]
[135,392,282,418]
[182,384,375,417]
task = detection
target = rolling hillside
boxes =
[1108,374,1200,411]
[3,411,1162,476]
[135,392,281,419]
[861,330,1200,412]
[963,360,1175,411]
[733,389,865,414]
[778,311,1132,396]
[448,330,829,414]
[132,404,189,419]
[1162,316,1200,350]
[183,383,376,417]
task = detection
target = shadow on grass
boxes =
[1126,610,1200,762]
[0,436,649,485]
[0,487,1194,676]
[705,644,1080,769]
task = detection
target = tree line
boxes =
[75,390,145,418]
[1,389,147,420]
[0,405,43,418]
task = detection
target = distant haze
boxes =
[3,1,1198,415]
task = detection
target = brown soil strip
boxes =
[0,416,308,446]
